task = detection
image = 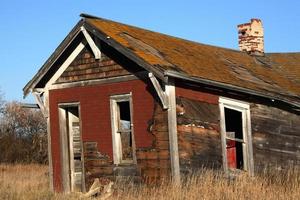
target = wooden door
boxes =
[67,107,84,192]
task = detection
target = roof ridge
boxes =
[81,13,245,54]
[81,13,300,55]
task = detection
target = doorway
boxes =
[58,103,85,192]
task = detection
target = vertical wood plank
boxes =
[166,79,180,184]
[219,102,228,174]
[58,107,71,193]
[45,90,54,191]
[246,110,254,176]
[129,93,138,164]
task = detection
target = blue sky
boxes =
[1,0,300,102]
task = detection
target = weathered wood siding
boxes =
[56,45,132,83]
[176,97,222,173]
[136,102,171,182]
[251,104,300,170]
[83,142,113,190]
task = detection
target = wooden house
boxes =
[23,14,300,193]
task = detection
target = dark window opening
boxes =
[225,108,244,170]
[118,101,131,122]
[117,101,133,161]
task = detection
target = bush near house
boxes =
[0,91,47,164]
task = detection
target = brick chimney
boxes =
[238,19,264,56]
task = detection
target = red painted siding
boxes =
[49,79,155,191]
[176,85,219,104]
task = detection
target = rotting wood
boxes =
[82,178,114,199]
[177,97,222,171]
[83,142,114,189]
[251,103,300,170]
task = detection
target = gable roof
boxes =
[24,14,300,109]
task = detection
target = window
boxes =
[110,93,136,165]
[219,97,254,176]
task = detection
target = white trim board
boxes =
[45,42,86,88]
[81,26,101,59]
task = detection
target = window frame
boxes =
[219,97,254,176]
[110,93,136,165]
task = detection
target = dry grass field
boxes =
[0,164,299,200]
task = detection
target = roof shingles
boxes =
[86,18,300,102]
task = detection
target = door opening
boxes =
[59,104,85,192]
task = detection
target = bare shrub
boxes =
[0,101,47,163]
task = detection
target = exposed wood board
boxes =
[44,90,54,191]
[32,92,48,117]
[80,26,101,59]
[32,88,45,93]
[219,101,228,174]
[149,73,168,109]
[58,107,71,193]
[242,111,249,171]
[129,93,137,164]
[255,146,300,156]
[49,74,140,90]
[21,103,39,109]
[78,105,86,193]
[246,108,254,176]
[68,111,76,192]
[110,98,121,164]
[45,42,86,88]
[166,79,180,184]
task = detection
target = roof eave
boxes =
[23,18,167,98]
[23,19,85,97]
[164,70,300,110]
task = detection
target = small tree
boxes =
[0,100,47,163]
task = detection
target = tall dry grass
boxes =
[0,164,80,200]
[110,167,300,200]
[0,164,299,200]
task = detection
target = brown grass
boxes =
[0,164,299,200]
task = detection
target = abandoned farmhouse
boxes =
[24,14,300,193]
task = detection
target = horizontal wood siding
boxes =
[83,142,113,190]
[56,45,131,83]
[136,102,171,182]
[176,97,222,173]
[251,104,300,171]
